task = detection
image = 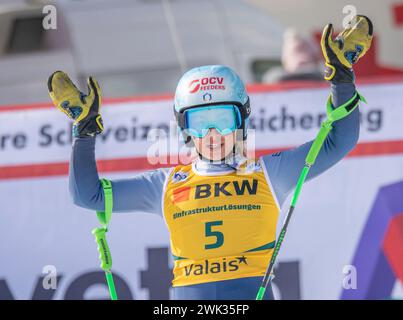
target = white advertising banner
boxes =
[1,79,402,299]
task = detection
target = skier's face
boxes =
[192,128,236,161]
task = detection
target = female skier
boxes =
[47,16,372,300]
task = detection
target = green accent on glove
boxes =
[47,71,104,138]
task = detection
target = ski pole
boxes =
[256,92,365,300]
[92,179,118,300]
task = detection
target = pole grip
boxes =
[92,227,113,271]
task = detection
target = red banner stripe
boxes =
[0,139,402,180]
[1,76,403,113]
[393,4,403,26]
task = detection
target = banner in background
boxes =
[0,80,402,299]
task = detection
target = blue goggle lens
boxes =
[184,105,241,138]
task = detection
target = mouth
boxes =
[206,142,224,151]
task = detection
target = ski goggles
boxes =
[184,104,242,138]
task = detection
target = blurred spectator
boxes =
[263,28,324,83]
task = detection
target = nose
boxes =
[205,128,223,144]
[205,128,220,138]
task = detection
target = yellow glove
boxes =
[321,15,373,82]
[47,71,104,137]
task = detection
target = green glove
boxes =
[321,15,373,83]
[47,71,104,138]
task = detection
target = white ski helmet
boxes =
[174,65,251,141]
